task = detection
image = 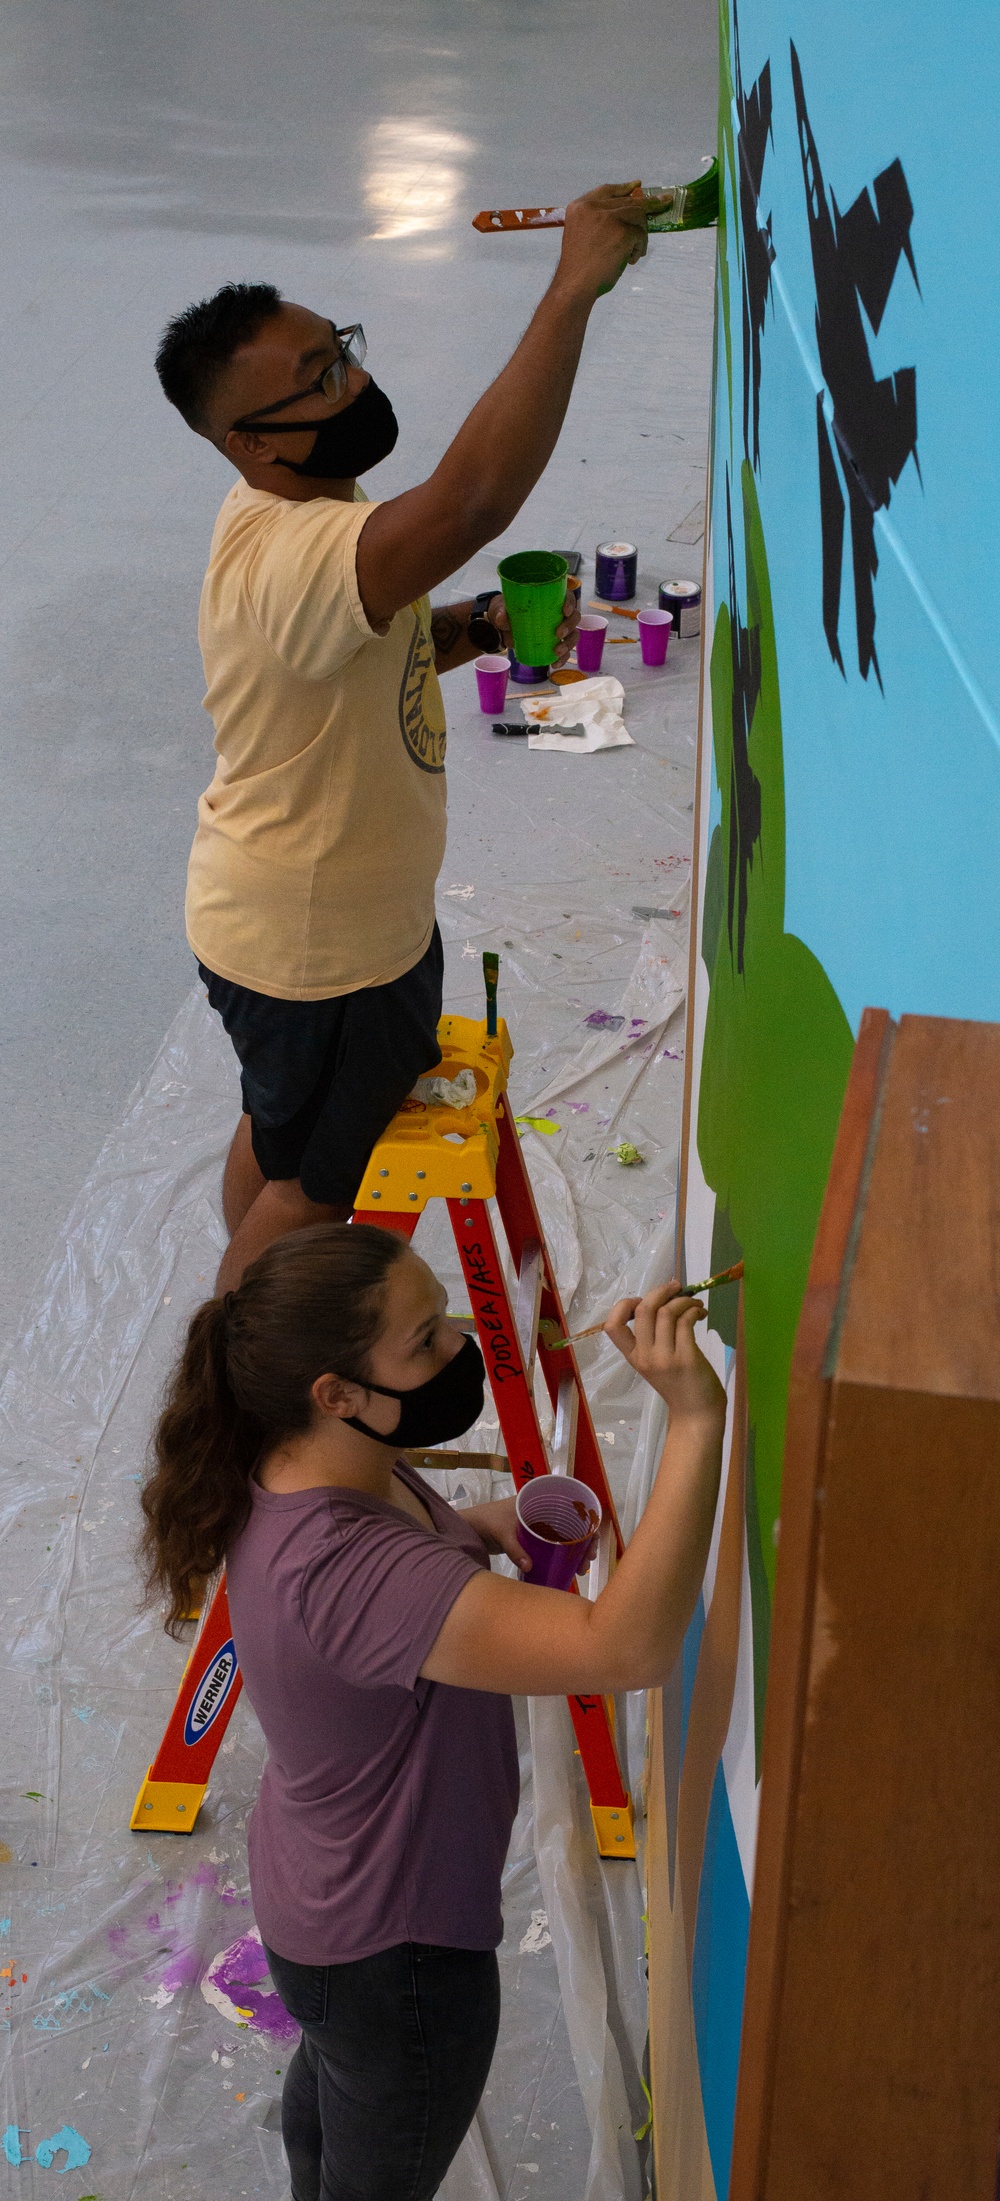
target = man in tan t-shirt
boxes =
[156,184,648,1288]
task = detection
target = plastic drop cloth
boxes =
[0,644,696,2200]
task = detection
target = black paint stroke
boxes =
[791,42,920,687]
[733,3,775,469]
[816,393,846,670]
[725,471,762,974]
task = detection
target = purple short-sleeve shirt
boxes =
[225,1463,520,1967]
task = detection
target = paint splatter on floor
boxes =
[200,1931,298,2042]
[3,2124,91,2171]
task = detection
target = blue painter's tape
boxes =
[0,1918,10,1936]
[182,1639,238,1749]
[34,2125,91,2171]
[691,1763,751,2201]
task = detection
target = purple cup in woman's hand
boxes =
[515,1476,602,1591]
[475,653,510,714]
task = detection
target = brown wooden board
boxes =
[730,1013,1000,2199]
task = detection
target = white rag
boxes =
[521,675,634,754]
[411,1066,477,1109]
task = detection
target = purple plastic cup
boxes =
[509,650,550,684]
[575,615,607,673]
[475,653,510,714]
[637,608,671,666]
[516,1476,602,1591]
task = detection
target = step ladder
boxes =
[132,1004,635,1859]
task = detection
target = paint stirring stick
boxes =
[590,600,639,619]
[538,1262,744,1351]
[483,950,499,1038]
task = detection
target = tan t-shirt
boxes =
[186,481,448,1000]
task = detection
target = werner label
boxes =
[183,1640,239,1749]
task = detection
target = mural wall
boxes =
[649,3,1000,2192]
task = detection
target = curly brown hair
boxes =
[140,1222,406,1635]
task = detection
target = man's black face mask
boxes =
[277,376,399,480]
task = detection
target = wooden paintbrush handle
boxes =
[546,1262,745,1349]
[472,205,566,232]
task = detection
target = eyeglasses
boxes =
[230,323,367,434]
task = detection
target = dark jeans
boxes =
[264,1940,501,2201]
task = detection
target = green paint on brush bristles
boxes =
[644,158,719,233]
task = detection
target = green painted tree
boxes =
[698,460,854,1712]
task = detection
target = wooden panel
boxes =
[837,1015,1000,1401]
[767,1382,1000,2197]
[731,1011,1000,2199]
[729,1005,891,2195]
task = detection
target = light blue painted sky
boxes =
[713,3,1000,1030]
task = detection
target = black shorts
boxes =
[199,926,443,1208]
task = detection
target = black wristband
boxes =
[468,589,502,652]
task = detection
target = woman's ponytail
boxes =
[140,1222,406,1636]
[140,1294,264,1637]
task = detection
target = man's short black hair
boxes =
[155,282,284,435]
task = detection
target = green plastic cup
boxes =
[497,551,568,669]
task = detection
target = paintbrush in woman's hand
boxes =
[538,1261,744,1351]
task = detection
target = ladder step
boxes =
[584,1516,615,1602]
[551,1375,579,1476]
[514,1238,544,1382]
[404,1449,509,1477]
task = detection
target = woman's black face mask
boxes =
[346,1333,486,1449]
[277,376,398,480]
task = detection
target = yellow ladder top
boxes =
[354,1014,513,1215]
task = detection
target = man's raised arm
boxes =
[354,184,648,629]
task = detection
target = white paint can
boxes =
[658,579,702,636]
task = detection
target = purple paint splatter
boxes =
[584,1010,624,1032]
[161,1945,202,1993]
[204,1932,298,2043]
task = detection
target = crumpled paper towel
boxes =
[521,675,634,754]
[411,1066,477,1109]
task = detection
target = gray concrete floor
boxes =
[0,0,717,1352]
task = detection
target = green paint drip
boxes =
[706,1199,742,1351]
[743,1424,772,1781]
[482,951,499,1037]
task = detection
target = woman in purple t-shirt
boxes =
[141,1222,724,2201]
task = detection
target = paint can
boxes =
[595,540,638,600]
[658,578,702,637]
